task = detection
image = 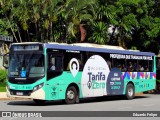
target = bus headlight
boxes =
[33,83,44,92]
[7,84,15,90]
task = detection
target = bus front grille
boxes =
[9,89,32,96]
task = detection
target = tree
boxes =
[126,0,160,52]
[0,18,10,35]
[0,0,20,42]
[88,0,117,44]
[62,0,96,43]
[0,0,160,54]
[88,21,108,44]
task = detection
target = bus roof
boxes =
[11,42,155,56]
[44,42,155,56]
[71,43,125,50]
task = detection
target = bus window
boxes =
[126,60,138,72]
[112,58,126,71]
[64,51,84,71]
[138,60,150,72]
[47,53,63,80]
[148,59,153,71]
[48,54,63,71]
[87,52,112,70]
[50,57,56,70]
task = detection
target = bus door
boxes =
[46,51,63,99]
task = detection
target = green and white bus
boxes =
[3,42,156,104]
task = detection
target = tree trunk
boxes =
[80,24,86,42]
[16,24,22,43]
[50,22,53,41]
[6,16,19,43]
[35,22,38,41]
[109,26,117,44]
[27,30,30,42]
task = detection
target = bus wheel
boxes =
[125,83,135,100]
[33,99,46,105]
[65,86,79,104]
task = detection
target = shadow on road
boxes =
[7,95,149,106]
[79,95,149,104]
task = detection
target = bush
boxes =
[0,69,7,84]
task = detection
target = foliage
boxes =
[157,80,160,83]
[0,19,9,35]
[89,22,108,44]
[0,0,160,53]
[62,0,96,42]
[0,69,7,84]
[0,79,6,92]
[0,86,6,92]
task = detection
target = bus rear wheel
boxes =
[33,99,46,105]
[125,83,135,100]
[65,86,79,104]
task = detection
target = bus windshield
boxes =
[8,53,44,78]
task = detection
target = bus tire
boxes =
[125,83,135,100]
[65,86,79,104]
[33,99,46,105]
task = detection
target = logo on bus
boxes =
[81,55,110,97]
[87,72,106,89]
[69,58,79,77]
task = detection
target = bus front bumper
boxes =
[6,87,45,100]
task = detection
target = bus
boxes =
[3,42,156,104]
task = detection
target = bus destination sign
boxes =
[13,45,40,51]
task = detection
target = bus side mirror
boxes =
[3,53,9,69]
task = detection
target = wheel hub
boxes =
[67,90,74,100]
[128,87,133,97]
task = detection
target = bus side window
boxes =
[138,59,151,72]
[56,57,63,71]
[48,54,63,71]
[48,54,55,71]
[149,59,153,71]
[64,51,84,71]
[112,58,126,72]
[50,57,56,70]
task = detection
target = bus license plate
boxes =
[16,92,23,96]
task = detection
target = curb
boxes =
[0,92,30,100]
[0,97,30,100]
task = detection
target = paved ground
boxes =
[0,92,143,100]
[0,92,29,100]
[0,92,7,99]
[0,93,160,119]
[0,94,160,111]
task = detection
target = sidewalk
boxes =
[0,92,9,100]
[0,92,29,100]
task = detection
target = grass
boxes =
[0,87,6,92]
[0,82,6,92]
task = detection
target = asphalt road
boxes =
[0,94,160,119]
[0,94,159,111]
